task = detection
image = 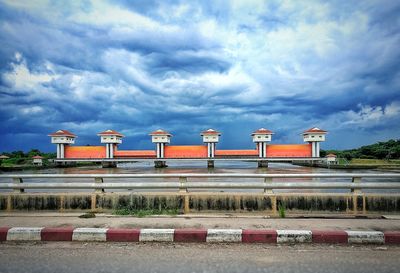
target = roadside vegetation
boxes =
[278,203,286,218]
[113,207,179,217]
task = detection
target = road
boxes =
[0,242,399,273]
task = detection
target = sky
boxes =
[0,0,399,152]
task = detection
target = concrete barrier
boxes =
[41,227,74,241]
[346,231,384,244]
[106,228,140,242]
[0,227,10,241]
[6,227,43,241]
[206,229,242,242]
[276,230,312,243]
[72,228,108,242]
[139,229,174,242]
[384,231,400,244]
[174,229,207,242]
[0,227,399,245]
[312,230,348,244]
[242,229,277,243]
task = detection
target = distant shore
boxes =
[293,158,400,171]
[0,162,99,172]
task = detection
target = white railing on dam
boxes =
[0,173,400,193]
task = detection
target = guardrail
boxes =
[1,173,400,193]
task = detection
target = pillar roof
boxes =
[149,129,172,136]
[48,130,76,137]
[97,129,124,137]
[200,128,221,136]
[251,128,274,135]
[303,127,327,134]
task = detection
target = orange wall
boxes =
[114,150,156,158]
[165,145,208,158]
[215,150,258,156]
[266,144,312,157]
[65,146,106,158]
[64,144,312,159]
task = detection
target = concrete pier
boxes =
[207,160,214,168]
[154,161,167,168]
[101,162,117,168]
[56,161,77,167]
[258,161,268,168]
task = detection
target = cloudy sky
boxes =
[0,0,399,152]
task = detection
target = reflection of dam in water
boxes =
[48,127,329,168]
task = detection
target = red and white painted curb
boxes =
[1,227,400,244]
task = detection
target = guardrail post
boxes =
[95,177,104,193]
[6,195,12,211]
[351,177,361,194]
[179,177,188,193]
[264,177,273,194]
[351,176,362,214]
[13,178,24,193]
[179,177,189,214]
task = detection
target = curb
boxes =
[0,227,399,244]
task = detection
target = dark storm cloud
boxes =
[0,0,399,152]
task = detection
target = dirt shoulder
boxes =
[1,212,400,231]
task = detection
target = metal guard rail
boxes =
[1,182,400,190]
[0,173,400,192]
[1,173,400,178]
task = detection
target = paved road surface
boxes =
[0,242,399,273]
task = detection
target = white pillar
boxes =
[61,144,64,158]
[56,144,60,159]
[110,144,114,158]
[156,143,160,158]
[263,142,267,158]
[161,143,165,158]
[316,142,320,157]
[310,142,314,157]
[213,143,217,157]
[311,142,316,157]
[105,144,109,158]
[213,143,215,157]
[258,143,262,157]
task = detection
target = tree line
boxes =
[0,149,56,165]
[321,139,400,160]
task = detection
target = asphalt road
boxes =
[0,242,399,273]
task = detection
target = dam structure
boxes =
[48,127,328,168]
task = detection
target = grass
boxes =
[278,203,286,218]
[113,208,179,217]
[350,159,400,165]
[78,212,96,218]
